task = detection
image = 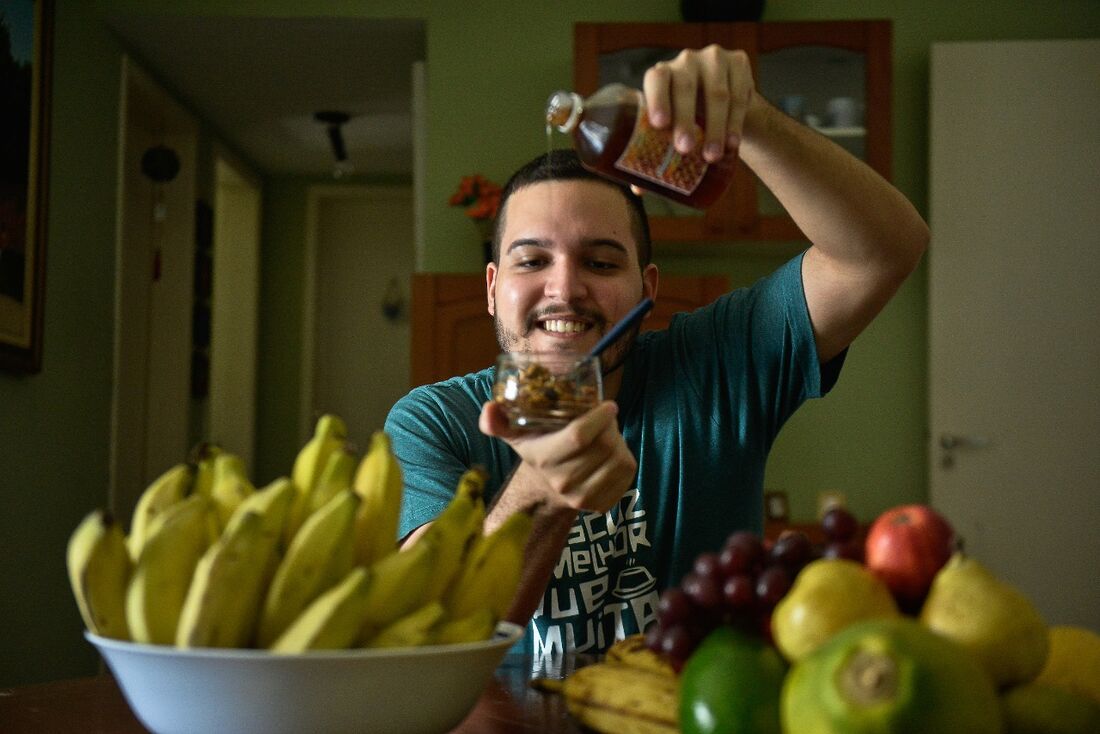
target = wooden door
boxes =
[928,40,1100,629]
[410,274,729,387]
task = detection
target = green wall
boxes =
[1,0,1096,686]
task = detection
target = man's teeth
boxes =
[542,319,588,334]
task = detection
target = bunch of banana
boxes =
[67,417,531,654]
[537,634,680,734]
[127,463,194,560]
[352,431,404,567]
[256,488,359,647]
[67,510,132,640]
[176,478,295,648]
[126,494,216,644]
[283,414,348,544]
[208,452,254,529]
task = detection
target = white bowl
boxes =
[87,623,524,734]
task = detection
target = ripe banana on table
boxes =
[366,601,446,649]
[410,467,487,604]
[431,606,497,645]
[352,431,404,567]
[307,444,357,515]
[356,534,440,643]
[67,510,133,640]
[605,634,678,678]
[256,489,360,647]
[125,494,215,645]
[188,442,223,499]
[557,661,680,734]
[224,476,297,549]
[286,414,348,543]
[209,452,254,530]
[127,463,194,560]
[270,566,374,653]
[442,509,533,621]
[176,507,281,648]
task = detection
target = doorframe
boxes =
[109,57,198,516]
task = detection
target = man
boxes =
[387,46,928,658]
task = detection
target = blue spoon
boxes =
[587,298,654,359]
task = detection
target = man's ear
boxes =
[486,262,497,317]
[642,263,659,305]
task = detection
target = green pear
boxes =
[773,558,899,663]
[920,552,1049,688]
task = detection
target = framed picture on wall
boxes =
[0,0,53,374]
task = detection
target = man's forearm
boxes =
[485,461,577,627]
[739,91,928,273]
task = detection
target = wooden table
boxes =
[0,653,593,733]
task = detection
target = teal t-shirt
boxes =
[385,252,842,659]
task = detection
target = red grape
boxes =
[681,572,723,613]
[822,538,864,562]
[755,565,791,609]
[692,551,722,583]
[769,530,812,571]
[721,573,755,612]
[657,587,693,628]
[659,624,696,670]
[822,506,859,542]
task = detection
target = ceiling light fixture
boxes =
[314,110,354,178]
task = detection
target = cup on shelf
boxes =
[778,94,805,120]
[826,97,861,127]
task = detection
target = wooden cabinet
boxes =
[410,273,729,387]
[574,20,892,242]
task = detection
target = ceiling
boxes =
[105,15,426,178]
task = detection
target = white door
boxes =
[928,40,1100,630]
[301,187,414,450]
[111,58,198,516]
[207,156,262,468]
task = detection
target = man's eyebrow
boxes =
[504,238,629,255]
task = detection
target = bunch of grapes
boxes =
[646,505,862,670]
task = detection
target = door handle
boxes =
[939,433,990,450]
[938,432,990,468]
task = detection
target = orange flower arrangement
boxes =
[448,174,502,222]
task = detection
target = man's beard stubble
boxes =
[492,312,638,378]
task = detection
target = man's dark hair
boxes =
[491,149,652,268]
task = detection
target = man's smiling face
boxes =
[486,179,657,371]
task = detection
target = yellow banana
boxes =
[605,634,678,677]
[209,452,254,530]
[431,606,496,645]
[125,495,214,645]
[188,442,223,498]
[127,463,194,560]
[307,444,357,515]
[224,476,296,548]
[559,661,680,734]
[286,414,348,543]
[365,601,446,649]
[443,509,532,620]
[356,535,439,643]
[256,489,360,647]
[175,509,279,648]
[270,566,374,653]
[67,510,132,640]
[411,467,487,604]
[352,431,404,567]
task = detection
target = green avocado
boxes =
[781,617,1002,734]
[679,626,787,734]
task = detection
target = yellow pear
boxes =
[920,552,1049,687]
[772,558,899,662]
[1033,626,1100,705]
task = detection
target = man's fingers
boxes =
[642,61,673,129]
[698,45,732,162]
[479,400,518,439]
